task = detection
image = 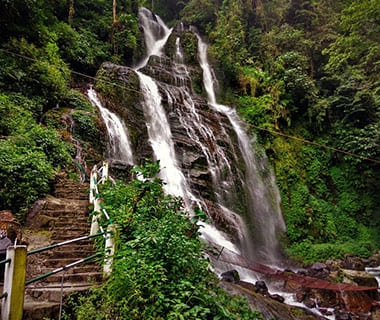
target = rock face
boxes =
[94,26,249,244]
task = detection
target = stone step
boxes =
[41,211,89,219]
[40,208,89,215]
[42,265,100,274]
[54,221,90,228]
[54,227,89,233]
[42,249,97,259]
[25,282,95,304]
[44,272,103,284]
[51,239,94,246]
[53,193,88,200]
[54,184,88,190]
[51,235,90,243]
[56,217,90,223]
[43,257,93,268]
[44,199,89,210]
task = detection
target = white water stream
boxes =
[196,34,286,264]
[135,7,243,268]
[87,87,134,165]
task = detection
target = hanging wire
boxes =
[0,47,379,165]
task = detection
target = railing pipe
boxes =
[25,253,102,286]
[27,232,105,256]
[0,259,11,266]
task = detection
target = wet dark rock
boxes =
[221,270,240,283]
[221,281,324,320]
[334,310,350,320]
[343,254,366,271]
[304,299,316,309]
[341,269,378,288]
[270,294,284,303]
[318,308,331,316]
[255,280,269,295]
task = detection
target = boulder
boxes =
[270,294,285,303]
[255,280,269,295]
[343,254,365,271]
[304,299,316,309]
[221,270,240,283]
[341,269,378,288]
[311,262,327,271]
[338,291,373,313]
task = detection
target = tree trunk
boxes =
[113,0,117,23]
[68,0,74,25]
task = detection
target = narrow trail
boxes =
[23,173,101,319]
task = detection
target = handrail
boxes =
[72,159,90,179]
[25,253,102,286]
[90,161,114,230]
[0,258,11,266]
[27,232,106,256]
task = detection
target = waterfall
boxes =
[196,34,286,264]
[87,87,134,165]
[135,8,246,272]
[135,7,172,70]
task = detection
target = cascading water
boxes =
[87,87,134,165]
[196,34,286,264]
[135,8,244,269]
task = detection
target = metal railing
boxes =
[0,161,117,320]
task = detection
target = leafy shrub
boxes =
[71,110,102,146]
[0,140,53,215]
[64,162,263,320]
[61,89,94,112]
[0,38,69,106]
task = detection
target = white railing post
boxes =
[103,224,117,276]
[90,198,101,236]
[89,170,97,204]
[102,161,109,184]
[2,245,27,320]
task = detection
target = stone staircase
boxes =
[23,174,102,319]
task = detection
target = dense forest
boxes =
[0,0,379,318]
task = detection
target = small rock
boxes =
[319,308,333,316]
[304,299,316,308]
[270,294,284,303]
[237,280,256,292]
[334,310,350,320]
[343,254,365,271]
[296,288,307,302]
[311,262,327,271]
[221,270,240,283]
[255,280,268,295]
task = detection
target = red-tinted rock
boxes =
[338,291,373,313]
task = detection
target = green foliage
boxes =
[71,110,103,146]
[54,22,112,74]
[192,0,380,263]
[64,162,263,319]
[209,0,248,78]
[181,0,220,34]
[0,38,69,106]
[0,140,53,216]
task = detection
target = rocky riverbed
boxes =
[220,253,380,320]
